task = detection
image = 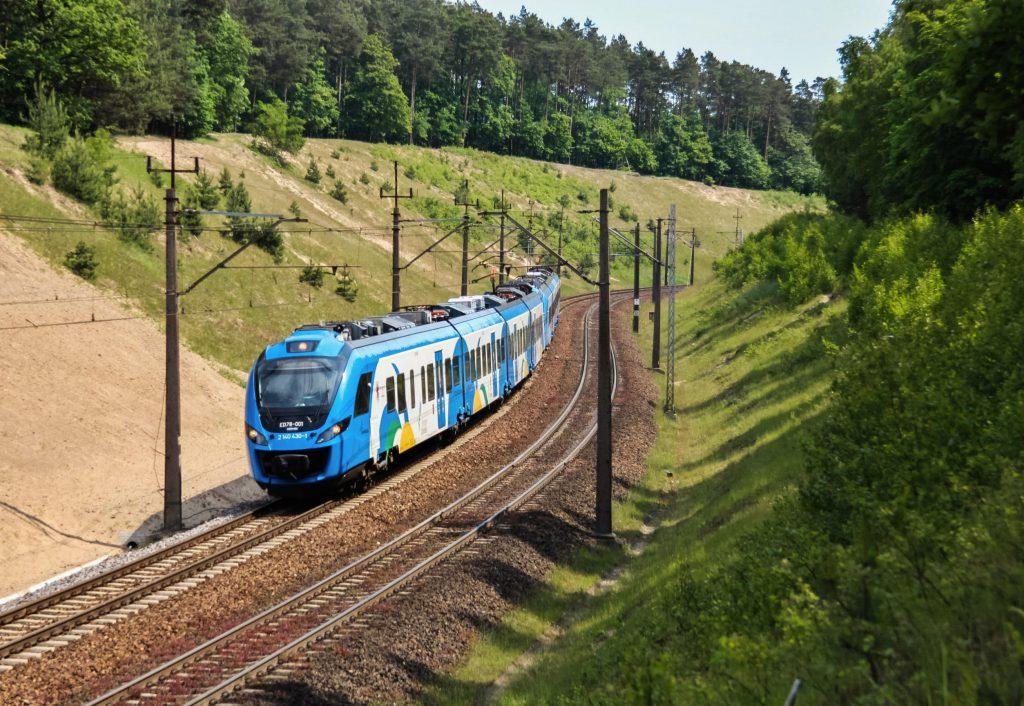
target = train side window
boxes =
[475,347,480,378]
[427,363,436,400]
[452,355,461,385]
[486,343,493,374]
[444,358,453,393]
[386,377,396,412]
[354,372,373,416]
[409,369,416,408]
[396,373,407,413]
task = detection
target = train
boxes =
[244,267,562,495]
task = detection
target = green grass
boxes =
[427,277,845,704]
[0,123,820,372]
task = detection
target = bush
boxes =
[325,164,336,179]
[252,98,305,156]
[714,212,866,304]
[51,131,117,205]
[27,156,49,185]
[330,180,348,203]
[305,158,322,184]
[330,148,341,159]
[63,241,97,280]
[22,81,69,161]
[618,204,637,223]
[359,172,370,185]
[100,187,161,250]
[370,160,379,172]
[299,264,324,288]
[218,167,233,195]
[334,273,358,302]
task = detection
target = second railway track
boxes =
[0,290,608,676]
[88,295,621,706]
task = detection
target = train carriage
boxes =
[245,269,560,495]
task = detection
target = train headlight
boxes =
[316,417,350,444]
[246,423,268,445]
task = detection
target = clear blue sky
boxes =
[470,0,894,82]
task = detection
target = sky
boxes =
[469,0,894,83]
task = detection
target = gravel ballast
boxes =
[0,297,599,705]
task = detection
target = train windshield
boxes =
[255,356,343,411]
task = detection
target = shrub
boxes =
[335,273,358,302]
[252,98,305,156]
[22,81,69,161]
[330,148,341,159]
[191,169,220,210]
[618,204,637,222]
[51,131,117,205]
[305,158,322,184]
[100,187,161,250]
[359,172,370,185]
[299,264,324,288]
[288,201,302,219]
[330,180,348,203]
[218,167,233,195]
[325,165,336,179]
[27,156,49,185]
[63,241,97,280]
[370,160,379,172]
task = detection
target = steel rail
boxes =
[90,296,615,706]
[0,288,623,665]
[190,305,621,706]
[0,499,344,660]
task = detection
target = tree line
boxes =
[0,0,825,193]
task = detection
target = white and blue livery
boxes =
[244,268,561,494]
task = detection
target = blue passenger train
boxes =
[244,268,561,494]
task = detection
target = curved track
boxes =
[0,290,607,673]
[88,294,622,705]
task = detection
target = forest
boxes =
[585,0,1024,701]
[0,0,823,193]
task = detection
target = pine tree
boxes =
[22,82,70,160]
[218,167,233,195]
[305,158,322,184]
[342,35,410,143]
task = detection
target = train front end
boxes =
[245,330,352,494]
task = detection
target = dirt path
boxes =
[0,233,262,597]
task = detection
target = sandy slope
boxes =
[0,234,262,596]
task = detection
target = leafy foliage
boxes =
[334,272,358,302]
[330,180,348,203]
[63,241,98,280]
[342,35,410,143]
[0,0,827,191]
[252,98,304,156]
[813,0,1024,219]
[305,158,322,184]
[298,264,324,289]
[51,131,117,205]
[22,82,70,161]
[100,186,161,250]
[290,51,339,137]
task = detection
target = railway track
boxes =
[88,295,620,706]
[0,290,605,674]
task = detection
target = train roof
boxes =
[263,271,559,360]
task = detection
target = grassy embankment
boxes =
[429,275,844,704]
[0,123,821,372]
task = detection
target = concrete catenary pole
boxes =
[391,160,401,311]
[651,219,662,370]
[632,222,640,333]
[595,188,614,538]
